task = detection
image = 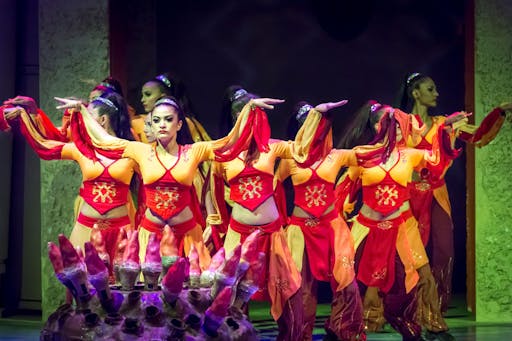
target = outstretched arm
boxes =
[55,97,131,159]
[291,99,348,166]
[455,103,510,147]
[4,96,70,141]
[0,106,71,160]
[210,97,284,162]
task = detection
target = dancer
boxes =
[338,103,467,341]
[275,101,365,340]
[89,76,145,142]
[397,72,511,313]
[141,72,212,216]
[141,72,211,142]
[210,87,342,340]
[0,92,136,274]
[57,94,284,274]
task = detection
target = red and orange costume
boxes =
[276,141,365,340]
[342,109,447,340]
[209,105,330,340]
[0,107,136,273]
[73,101,277,274]
[408,108,505,312]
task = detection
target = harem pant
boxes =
[355,238,422,341]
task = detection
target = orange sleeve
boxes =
[13,108,68,160]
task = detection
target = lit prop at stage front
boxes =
[41,229,263,340]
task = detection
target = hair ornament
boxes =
[296,104,313,122]
[156,74,172,89]
[370,102,382,113]
[231,89,248,102]
[154,97,179,108]
[92,96,118,111]
[406,72,422,85]
[99,82,116,90]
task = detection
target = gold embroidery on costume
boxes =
[238,176,262,200]
[94,219,112,230]
[92,181,116,203]
[372,268,387,280]
[377,220,393,230]
[274,277,290,292]
[375,184,398,207]
[154,186,180,210]
[305,184,327,208]
[341,256,355,269]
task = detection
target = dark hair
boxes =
[90,92,134,141]
[336,100,383,149]
[151,96,194,145]
[369,105,398,163]
[395,72,431,112]
[152,72,196,118]
[91,76,124,97]
[287,101,313,139]
[219,85,259,137]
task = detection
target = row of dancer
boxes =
[2,72,510,341]
[1,84,352,340]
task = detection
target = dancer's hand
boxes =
[3,107,22,120]
[250,98,285,110]
[445,111,471,126]
[55,97,82,111]
[3,96,38,115]
[314,100,348,113]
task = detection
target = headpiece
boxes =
[406,72,422,85]
[154,97,179,108]
[231,89,248,102]
[296,104,313,122]
[92,97,118,111]
[99,82,116,90]
[155,74,172,89]
[370,102,382,113]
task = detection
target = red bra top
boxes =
[294,168,334,217]
[80,161,130,215]
[228,164,274,211]
[144,146,192,220]
[415,136,431,150]
[362,173,410,216]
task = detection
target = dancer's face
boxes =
[143,114,156,143]
[413,78,439,108]
[151,104,182,144]
[141,81,165,113]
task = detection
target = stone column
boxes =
[39,0,109,319]
[474,0,512,322]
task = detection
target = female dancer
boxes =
[89,76,145,142]
[1,92,136,274]
[338,103,467,341]
[337,101,462,339]
[397,72,511,312]
[275,101,365,341]
[58,94,284,273]
[210,85,348,340]
[141,72,212,216]
[141,72,211,142]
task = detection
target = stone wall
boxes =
[39,0,109,319]
[474,0,512,322]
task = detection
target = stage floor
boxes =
[1,295,511,340]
